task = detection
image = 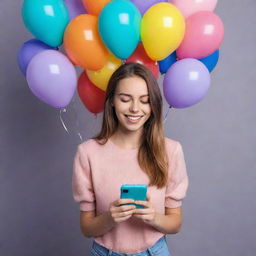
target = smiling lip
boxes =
[125,115,143,119]
[125,115,143,117]
[125,115,143,123]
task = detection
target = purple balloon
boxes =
[17,39,54,76]
[63,0,87,20]
[26,50,77,108]
[163,58,211,108]
[130,0,166,15]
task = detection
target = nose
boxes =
[129,100,139,113]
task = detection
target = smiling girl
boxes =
[72,63,189,256]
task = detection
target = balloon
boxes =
[98,0,141,59]
[17,39,54,76]
[176,11,224,59]
[82,0,111,16]
[64,0,87,20]
[126,43,159,78]
[22,0,69,47]
[64,14,108,70]
[130,0,166,15]
[172,0,218,18]
[78,71,106,114]
[158,51,177,74]
[86,53,122,91]
[26,50,77,108]
[163,58,210,108]
[199,49,219,72]
[141,3,185,61]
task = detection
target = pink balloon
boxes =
[176,11,224,59]
[172,0,218,18]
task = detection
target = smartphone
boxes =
[120,184,147,209]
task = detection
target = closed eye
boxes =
[120,99,150,104]
[120,99,130,103]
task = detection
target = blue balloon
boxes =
[158,52,177,74]
[22,0,70,47]
[198,49,219,72]
[17,39,55,76]
[98,0,141,59]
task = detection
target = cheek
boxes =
[144,105,151,115]
[114,101,127,113]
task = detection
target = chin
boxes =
[122,124,144,133]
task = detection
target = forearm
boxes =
[80,211,116,238]
[149,212,182,234]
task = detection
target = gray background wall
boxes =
[0,0,255,255]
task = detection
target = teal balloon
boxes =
[22,0,70,47]
[99,0,141,59]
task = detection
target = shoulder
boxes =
[77,138,107,155]
[164,137,181,153]
[164,137,184,163]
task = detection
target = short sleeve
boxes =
[72,144,96,211]
[165,142,189,208]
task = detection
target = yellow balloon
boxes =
[86,53,122,91]
[141,3,185,61]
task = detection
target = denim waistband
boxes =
[92,235,167,256]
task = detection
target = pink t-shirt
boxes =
[72,137,189,253]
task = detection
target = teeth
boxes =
[127,116,142,120]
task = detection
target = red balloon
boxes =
[78,71,105,114]
[126,43,159,79]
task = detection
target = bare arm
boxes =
[133,195,183,234]
[80,198,136,238]
[80,210,116,238]
[148,207,182,234]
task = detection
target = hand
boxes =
[133,194,156,225]
[109,199,136,224]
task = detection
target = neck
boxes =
[111,127,143,149]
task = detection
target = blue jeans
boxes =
[90,236,171,256]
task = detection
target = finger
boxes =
[133,214,153,222]
[119,208,136,216]
[114,209,135,218]
[113,198,135,206]
[133,209,151,215]
[117,205,136,212]
[147,193,151,201]
[120,209,135,217]
[111,205,135,214]
[134,200,150,207]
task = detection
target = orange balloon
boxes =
[64,14,108,70]
[82,0,111,16]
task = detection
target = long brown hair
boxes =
[93,63,168,189]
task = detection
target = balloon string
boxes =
[60,108,70,134]
[164,105,172,123]
[59,107,83,143]
[72,103,83,142]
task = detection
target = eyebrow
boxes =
[117,93,149,97]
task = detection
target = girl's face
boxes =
[112,76,151,134]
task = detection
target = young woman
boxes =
[72,63,189,256]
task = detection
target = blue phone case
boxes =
[120,184,147,209]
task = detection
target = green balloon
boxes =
[22,0,70,47]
